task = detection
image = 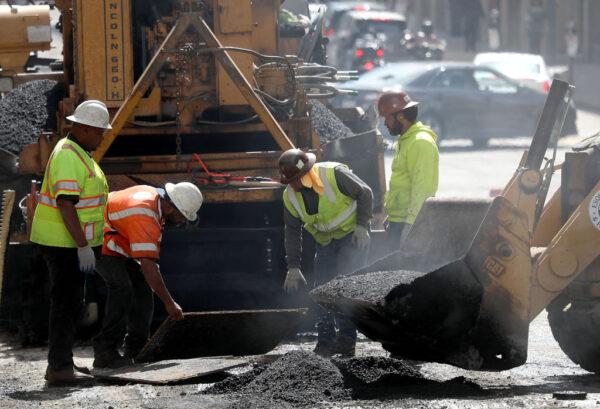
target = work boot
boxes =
[314,318,336,357]
[123,342,145,362]
[334,335,356,357]
[314,339,335,358]
[45,366,94,387]
[93,348,133,369]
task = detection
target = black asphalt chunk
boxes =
[311,270,425,305]
[240,350,348,405]
[0,80,64,155]
[310,100,353,143]
[333,356,423,386]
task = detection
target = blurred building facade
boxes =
[384,0,600,62]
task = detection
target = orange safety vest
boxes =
[102,185,165,260]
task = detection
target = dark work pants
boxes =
[93,255,153,356]
[385,221,408,255]
[38,244,100,371]
[314,233,368,343]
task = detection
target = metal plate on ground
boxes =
[91,357,247,385]
[136,309,307,362]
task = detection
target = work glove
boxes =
[352,225,371,250]
[166,301,184,321]
[77,245,96,274]
[284,268,307,293]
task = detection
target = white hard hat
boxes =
[66,100,112,130]
[165,182,203,222]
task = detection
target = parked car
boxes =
[474,52,551,93]
[334,62,577,146]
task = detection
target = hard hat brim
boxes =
[66,115,113,130]
[378,101,420,117]
[280,153,316,184]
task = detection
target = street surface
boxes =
[0,109,598,408]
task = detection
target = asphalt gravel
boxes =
[333,356,423,386]
[0,80,64,155]
[235,351,348,405]
[311,270,426,305]
[310,100,354,143]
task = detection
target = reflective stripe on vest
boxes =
[84,222,94,241]
[53,180,80,193]
[61,144,94,177]
[38,193,106,209]
[130,242,159,252]
[108,207,160,224]
[319,166,336,203]
[107,238,129,257]
[286,170,357,233]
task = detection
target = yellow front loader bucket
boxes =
[312,80,574,370]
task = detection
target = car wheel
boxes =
[420,111,444,142]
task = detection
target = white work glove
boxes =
[352,225,371,250]
[284,268,307,293]
[77,245,96,274]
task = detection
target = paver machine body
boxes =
[0,0,385,350]
[314,80,600,373]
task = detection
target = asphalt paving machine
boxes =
[0,0,385,354]
[314,79,600,374]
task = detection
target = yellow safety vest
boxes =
[283,162,357,246]
[30,137,108,248]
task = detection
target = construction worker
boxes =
[92,182,203,368]
[378,91,439,250]
[29,100,111,386]
[279,149,373,357]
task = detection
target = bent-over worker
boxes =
[92,182,203,368]
[378,91,439,251]
[30,100,111,386]
[279,149,373,357]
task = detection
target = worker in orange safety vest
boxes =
[92,182,203,369]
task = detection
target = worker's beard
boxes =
[389,121,406,136]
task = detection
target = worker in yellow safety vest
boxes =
[378,91,439,251]
[30,100,111,387]
[279,148,373,358]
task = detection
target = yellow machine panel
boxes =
[215,0,254,106]
[74,0,133,108]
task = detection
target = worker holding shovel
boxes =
[279,148,373,357]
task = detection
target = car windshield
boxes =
[357,19,406,38]
[484,61,541,77]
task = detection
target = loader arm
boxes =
[529,180,600,319]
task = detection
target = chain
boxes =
[174,50,183,158]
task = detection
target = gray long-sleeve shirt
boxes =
[284,165,373,269]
